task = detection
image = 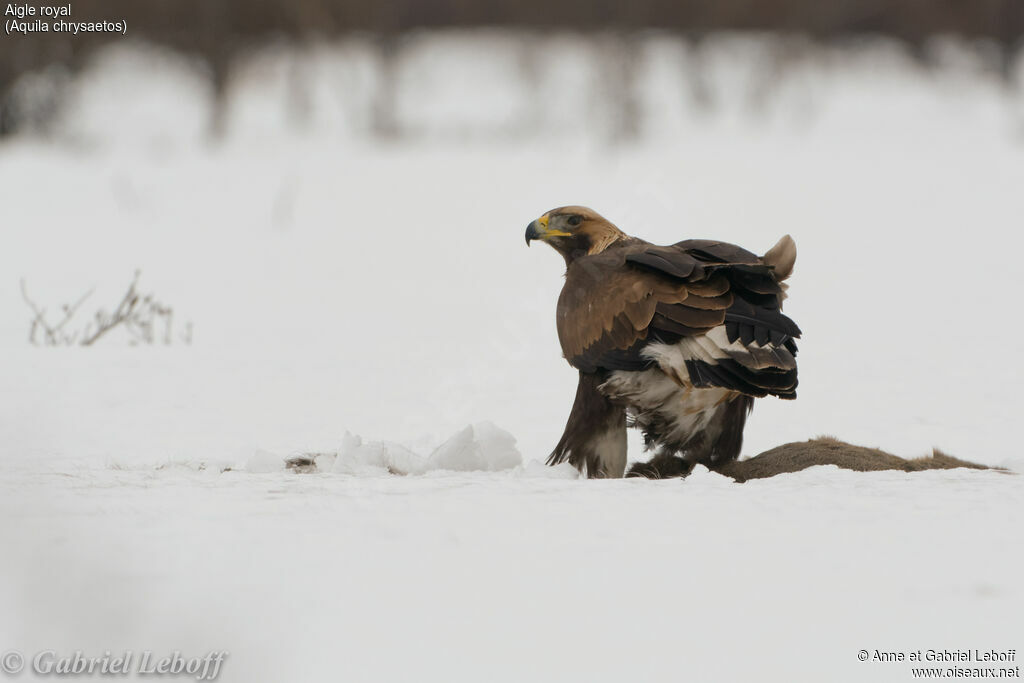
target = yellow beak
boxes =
[524,214,571,245]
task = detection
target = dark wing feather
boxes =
[722,297,801,343]
[557,239,800,382]
[624,248,700,279]
[673,239,761,265]
[653,301,725,329]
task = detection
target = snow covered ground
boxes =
[1,34,1023,682]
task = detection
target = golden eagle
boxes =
[525,206,800,479]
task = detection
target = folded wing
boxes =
[556,236,800,398]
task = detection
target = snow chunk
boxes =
[328,423,523,476]
[332,432,426,476]
[243,424,527,477]
[426,422,522,472]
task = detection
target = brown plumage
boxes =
[525,206,800,478]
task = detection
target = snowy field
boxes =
[2,34,1023,682]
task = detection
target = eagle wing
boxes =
[556,238,800,398]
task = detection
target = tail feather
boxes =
[762,234,796,281]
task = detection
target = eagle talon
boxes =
[625,462,662,479]
[626,454,697,479]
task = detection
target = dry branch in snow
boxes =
[20,271,192,347]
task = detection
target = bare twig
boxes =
[20,271,192,348]
[20,278,93,345]
[80,270,141,346]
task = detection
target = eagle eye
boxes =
[567,215,582,227]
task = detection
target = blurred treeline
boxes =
[2,0,1023,135]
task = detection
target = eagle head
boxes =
[525,206,625,261]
